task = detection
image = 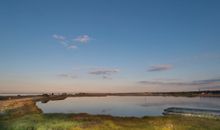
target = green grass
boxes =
[0,113,220,130]
[0,114,81,130]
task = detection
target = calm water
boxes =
[37,96,220,117]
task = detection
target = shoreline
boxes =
[1,95,220,130]
[1,94,220,118]
[1,90,220,101]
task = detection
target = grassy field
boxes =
[0,113,220,130]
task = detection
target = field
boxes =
[1,113,220,130]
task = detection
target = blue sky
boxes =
[0,0,220,93]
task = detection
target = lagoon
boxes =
[37,96,220,117]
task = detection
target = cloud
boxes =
[200,86,220,90]
[74,35,91,43]
[102,75,112,79]
[52,34,91,49]
[89,68,120,79]
[52,34,66,41]
[138,78,220,86]
[57,74,77,79]
[67,45,77,49]
[147,64,173,72]
[153,78,180,82]
[89,68,119,75]
[192,79,220,85]
[52,34,70,47]
[52,34,68,46]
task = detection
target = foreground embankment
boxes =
[0,113,220,130]
[0,98,42,116]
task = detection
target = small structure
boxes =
[163,107,220,118]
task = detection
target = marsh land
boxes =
[0,92,220,130]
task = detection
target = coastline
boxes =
[0,95,220,130]
[1,90,220,101]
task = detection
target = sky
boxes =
[0,0,220,93]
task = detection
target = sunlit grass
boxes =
[0,114,81,130]
[0,113,220,130]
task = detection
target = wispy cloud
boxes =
[89,68,119,75]
[192,79,220,85]
[138,78,220,86]
[200,86,220,90]
[52,34,68,46]
[52,34,66,41]
[89,68,120,79]
[74,35,91,43]
[57,73,77,79]
[147,64,173,72]
[52,34,91,49]
[67,45,77,49]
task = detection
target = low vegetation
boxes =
[1,97,220,130]
[0,113,220,130]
